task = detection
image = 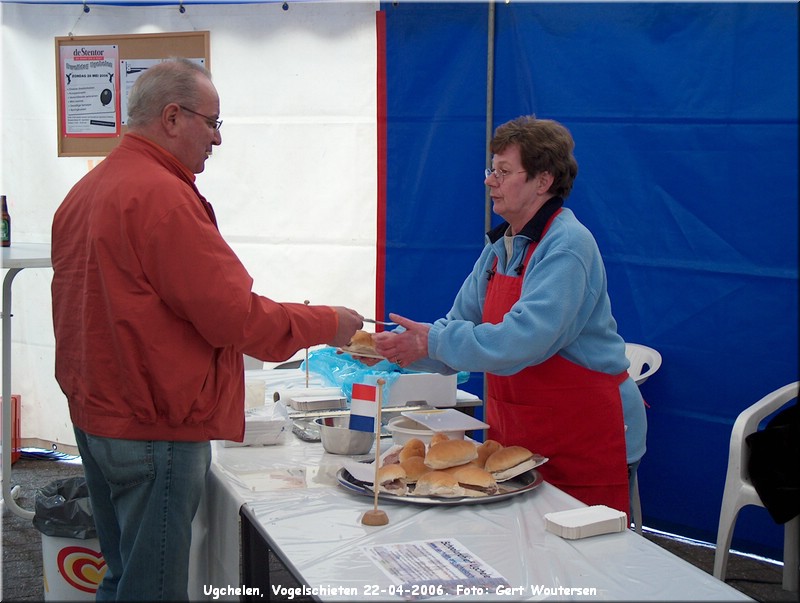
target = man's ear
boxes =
[162,103,181,136]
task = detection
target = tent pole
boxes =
[483,1,496,419]
[484,1,496,234]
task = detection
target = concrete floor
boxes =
[2,454,796,602]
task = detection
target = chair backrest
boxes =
[624,343,663,385]
[728,381,799,485]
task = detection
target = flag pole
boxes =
[362,378,388,526]
[303,300,310,388]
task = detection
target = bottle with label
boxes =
[1,195,10,247]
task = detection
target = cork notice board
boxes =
[55,31,210,157]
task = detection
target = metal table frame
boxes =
[2,242,52,519]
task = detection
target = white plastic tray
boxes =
[400,408,489,432]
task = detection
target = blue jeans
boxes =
[73,427,211,601]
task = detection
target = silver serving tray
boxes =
[336,466,544,506]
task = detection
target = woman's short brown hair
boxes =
[490,116,578,199]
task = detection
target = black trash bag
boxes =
[32,476,98,539]
[746,403,800,524]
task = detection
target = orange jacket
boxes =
[52,134,337,442]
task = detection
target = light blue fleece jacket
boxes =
[410,203,647,464]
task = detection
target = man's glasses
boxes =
[179,105,223,131]
[485,168,526,183]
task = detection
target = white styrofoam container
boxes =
[544,505,628,539]
[222,417,292,447]
[385,373,457,407]
[288,395,347,412]
[223,402,292,447]
[273,387,345,405]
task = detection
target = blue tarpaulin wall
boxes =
[382,2,798,560]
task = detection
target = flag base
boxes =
[361,509,389,526]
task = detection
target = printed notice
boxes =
[361,538,510,599]
[120,58,206,125]
[60,45,120,136]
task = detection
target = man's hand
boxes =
[329,307,364,348]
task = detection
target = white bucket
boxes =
[41,534,106,601]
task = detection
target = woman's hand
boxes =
[372,313,430,367]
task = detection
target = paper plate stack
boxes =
[223,404,293,447]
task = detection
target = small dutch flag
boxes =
[349,383,378,433]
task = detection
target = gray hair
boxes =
[126,58,212,129]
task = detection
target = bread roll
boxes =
[484,445,537,482]
[412,471,466,498]
[424,439,478,470]
[382,446,402,466]
[399,455,430,483]
[438,461,478,475]
[476,439,503,468]
[429,432,450,447]
[346,330,376,355]
[484,446,532,472]
[398,438,426,463]
[452,465,499,497]
[376,463,408,495]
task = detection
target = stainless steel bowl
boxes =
[313,416,374,455]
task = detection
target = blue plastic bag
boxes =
[302,347,403,401]
[303,347,469,402]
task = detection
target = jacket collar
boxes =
[121,133,217,228]
[122,133,196,186]
[487,197,564,244]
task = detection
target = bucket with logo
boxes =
[32,477,107,600]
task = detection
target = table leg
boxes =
[2,267,34,519]
[240,506,272,601]
[239,505,314,602]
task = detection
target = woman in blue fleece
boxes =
[374,116,646,516]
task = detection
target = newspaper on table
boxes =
[361,538,510,600]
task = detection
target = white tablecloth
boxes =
[191,432,751,601]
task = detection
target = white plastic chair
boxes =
[624,343,662,534]
[712,381,799,592]
[625,343,663,385]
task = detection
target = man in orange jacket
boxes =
[51,58,363,600]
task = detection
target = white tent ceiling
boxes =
[1,0,380,450]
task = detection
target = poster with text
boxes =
[60,45,120,137]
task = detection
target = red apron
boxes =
[483,211,630,517]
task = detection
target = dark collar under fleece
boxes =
[487,197,564,244]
